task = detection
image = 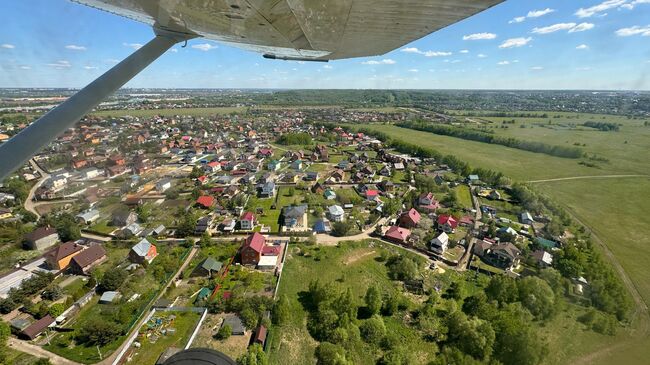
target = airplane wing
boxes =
[72,0,504,60]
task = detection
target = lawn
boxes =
[246,197,280,232]
[127,311,201,365]
[276,186,305,207]
[453,185,473,209]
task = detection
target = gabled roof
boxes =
[201,257,223,272]
[25,227,57,242]
[385,226,411,241]
[244,232,266,253]
[402,208,421,224]
[328,205,344,216]
[437,215,458,228]
[196,195,215,208]
[240,211,255,221]
[45,241,83,262]
[20,315,54,340]
[131,238,152,257]
[71,244,106,268]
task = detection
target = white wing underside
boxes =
[72,0,503,60]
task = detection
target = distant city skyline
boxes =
[1,0,650,90]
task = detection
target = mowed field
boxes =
[357,117,650,365]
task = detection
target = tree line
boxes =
[582,121,620,131]
[396,121,585,159]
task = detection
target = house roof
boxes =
[71,244,106,268]
[76,210,99,221]
[366,189,379,196]
[196,195,215,208]
[262,245,281,256]
[131,239,153,257]
[201,257,223,272]
[432,232,449,245]
[223,315,245,334]
[240,211,254,221]
[99,291,119,303]
[45,241,84,262]
[244,232,266,253]
[402,208,421,224]
[255,325,267,343]
[328,205,344,216]
[283,204,307,219]
[385,226,411,241]
[25,227,58,242]
[437,215,458,228]
[20,315,54,340]
[492,242,521,259]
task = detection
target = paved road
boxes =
[8,337,81,365]
[527,174,648,183]
[24,159,50,219]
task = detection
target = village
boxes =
[0,107,572,364]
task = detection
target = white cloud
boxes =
[323,64,333,69]
[123,43,143,50]
[528,8,555,18]
[361,59,396,65]
[477,53,488,58]
[450,60,461,64]
[460,50,469,54]
[84,66,97,70]
[169,48,178,53]
[191,43,218,51]
[532,23,594,34]
[19,65,30,70]
[463,33,497,40]
[400,47,451,57]
[570,23,595,33]
[576,67,593,71]
[576,44,590,50]
[1,44,15,49]
[65,45,86,51]
[408,69,419,73]
[105,58,120,64]
[615,25,650,36]
[499,37,532,48]
[46,60,71,69]
[531,66,544,70]
[497,61,510,65]
[509,8,555,24]
[576,0,627,18]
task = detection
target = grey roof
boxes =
[99,291,119,303]
[283,204,308,219]
[131,238,152,257]
[76,209,99,221]
[328,205,344,216]
[201,257,223,272]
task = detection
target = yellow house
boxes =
[45,242,84,271]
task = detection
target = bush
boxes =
[215,324,231,340]
[360,316,386,344]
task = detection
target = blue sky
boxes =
[1,0,649,90]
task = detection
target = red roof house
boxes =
[384,226,411,244]
[240,211,256,230]
[399,208,421,228]
[241,232,265,265]
[196,196,215,209]
[365,190,379,201]
[437,215,458,233]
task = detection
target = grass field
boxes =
[453,185,473,210]
[356,121,650,365]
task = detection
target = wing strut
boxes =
[0,29,193,181]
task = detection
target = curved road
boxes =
[24,159,50,219]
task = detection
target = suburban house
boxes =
[240,211,256,230]
[45,241,84,270]
[429,232,449,255]
[473,239,495,256]
[19,315,55,340]
[260,181,276,198]
[267,160,281,171]
[24,227,59,250]
[384,226,411,244]
[327,205,345,222]
[191,257,223,277]
[282,204,308,229]
[291,159,303,170]
[313,219,332,233]
[330,169,345,183]
[323,189,337,200]
[75,209,100,225]
[196,195,215,209]
[311,182,325,194]
[305,171,319,181]
[99,291,120,304]
[241,232,265,265]
[121,222,144,238]
[365,189,379,201]
[112,210,137,227]
[437,215,458,233]
[70,244,107,275]
[418,192,440,211]
[195,216,214,236]
[399,208,421,228]
[156,178,172,193]
[531,250,553,268]
[484,242,522,269]
[129,238,158,264]
[520,212,534,225]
